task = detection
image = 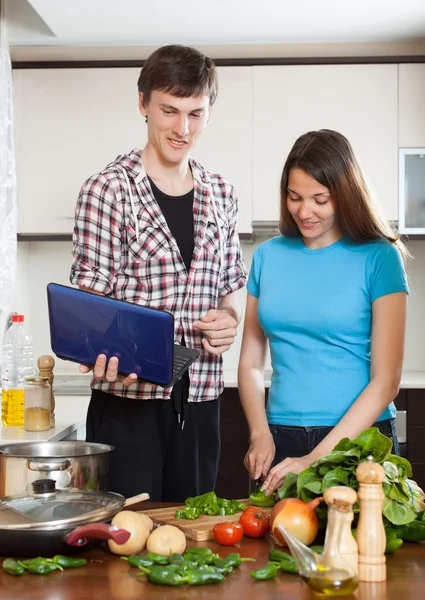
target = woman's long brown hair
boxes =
[279,129,409,262]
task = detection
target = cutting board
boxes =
[142,500,272,541]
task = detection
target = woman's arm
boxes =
[238,293,275,480]
[261,291,407,494]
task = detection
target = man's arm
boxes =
[218,291,242,324]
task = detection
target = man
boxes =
[70,45,247,501]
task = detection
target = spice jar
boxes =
[24,377,51,431]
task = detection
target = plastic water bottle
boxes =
[1,315,36,426]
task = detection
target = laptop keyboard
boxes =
[172,350,192,377]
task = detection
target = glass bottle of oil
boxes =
[275,496,358,598]
[306,498,359,597]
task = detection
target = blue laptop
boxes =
[47,283,199,387]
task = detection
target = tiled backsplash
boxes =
[2,238,425,377]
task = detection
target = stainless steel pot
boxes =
[0,441,114,496]
[0,478,130,557]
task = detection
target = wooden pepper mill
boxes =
[37,355,55,428]
[323,486,358,574]
[355,456,386,582]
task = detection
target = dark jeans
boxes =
[86,374,220,502]
[270,418,399,467]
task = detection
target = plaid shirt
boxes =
[70,149,247,402]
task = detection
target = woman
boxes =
[238,129,409,496]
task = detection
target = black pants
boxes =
[269,418,399,467]
[86,376,220,502]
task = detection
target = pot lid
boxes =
[0,479,125,531]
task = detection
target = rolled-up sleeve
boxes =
[219,186,247,297]
[70,173,122,295]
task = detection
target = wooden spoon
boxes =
[123,493,150,508]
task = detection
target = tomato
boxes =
[213,522,243,546]
[239,506,270,538]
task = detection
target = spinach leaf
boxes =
[311,447,361,467]
[386,454,412,478]
[277,427,423,532]
[382,498,417,525]
[351,428,392,462]
[383,461,399,481]
[320,467,352,492]
[278,472,297,499]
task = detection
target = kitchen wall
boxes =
[6,237,425,380]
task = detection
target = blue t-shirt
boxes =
[247,236,409,426]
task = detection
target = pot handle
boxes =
[66,524,131,547]
[27,459,71,471]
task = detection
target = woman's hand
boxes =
[244,433,276,481]
[261,454,313,496]
[79,354,138,387]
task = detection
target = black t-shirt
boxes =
[148,177,194,272]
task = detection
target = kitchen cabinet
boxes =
[405,389,425,491]
[13,68,144,235]
[191,67,253,234]
[398,148,425,234]
[398,64,425,148]
[13,66,253,235]
[215,388,251,499]
[252,64,399,223]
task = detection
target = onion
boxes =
[269,497,322,547]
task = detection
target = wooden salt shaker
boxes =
[323,486,358,574]
[37,355,56,428]
[355,456,386,582]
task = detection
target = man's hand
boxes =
[195,309,238,355]
[79,355,138,387]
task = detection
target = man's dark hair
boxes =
[138,45,218,106]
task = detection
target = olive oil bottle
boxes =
[304,568,358,597]
[275,496,359,598]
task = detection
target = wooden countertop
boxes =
[0,502,424,600]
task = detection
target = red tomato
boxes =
[239,506,270,538]
[213,522,243,546]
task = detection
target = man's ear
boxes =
[139,92,147,117]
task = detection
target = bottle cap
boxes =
[11,315,24,323]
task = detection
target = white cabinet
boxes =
[13,66,253,235]
[399,64,425,148]
[195,67,253,234]
[398,148,425,233]
[252,65,399,222]
[14,68,145,235]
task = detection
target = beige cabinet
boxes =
[13,66,253,235]
[14,68,145,235]
[399,64,425,148]
[192,67,253,234]
[252,64,399,222]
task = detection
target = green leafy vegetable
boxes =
[175,492,246,520]
[277,427,425,550]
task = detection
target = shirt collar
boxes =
[123,148,210,189]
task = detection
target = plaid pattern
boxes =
[70,149,247,401]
